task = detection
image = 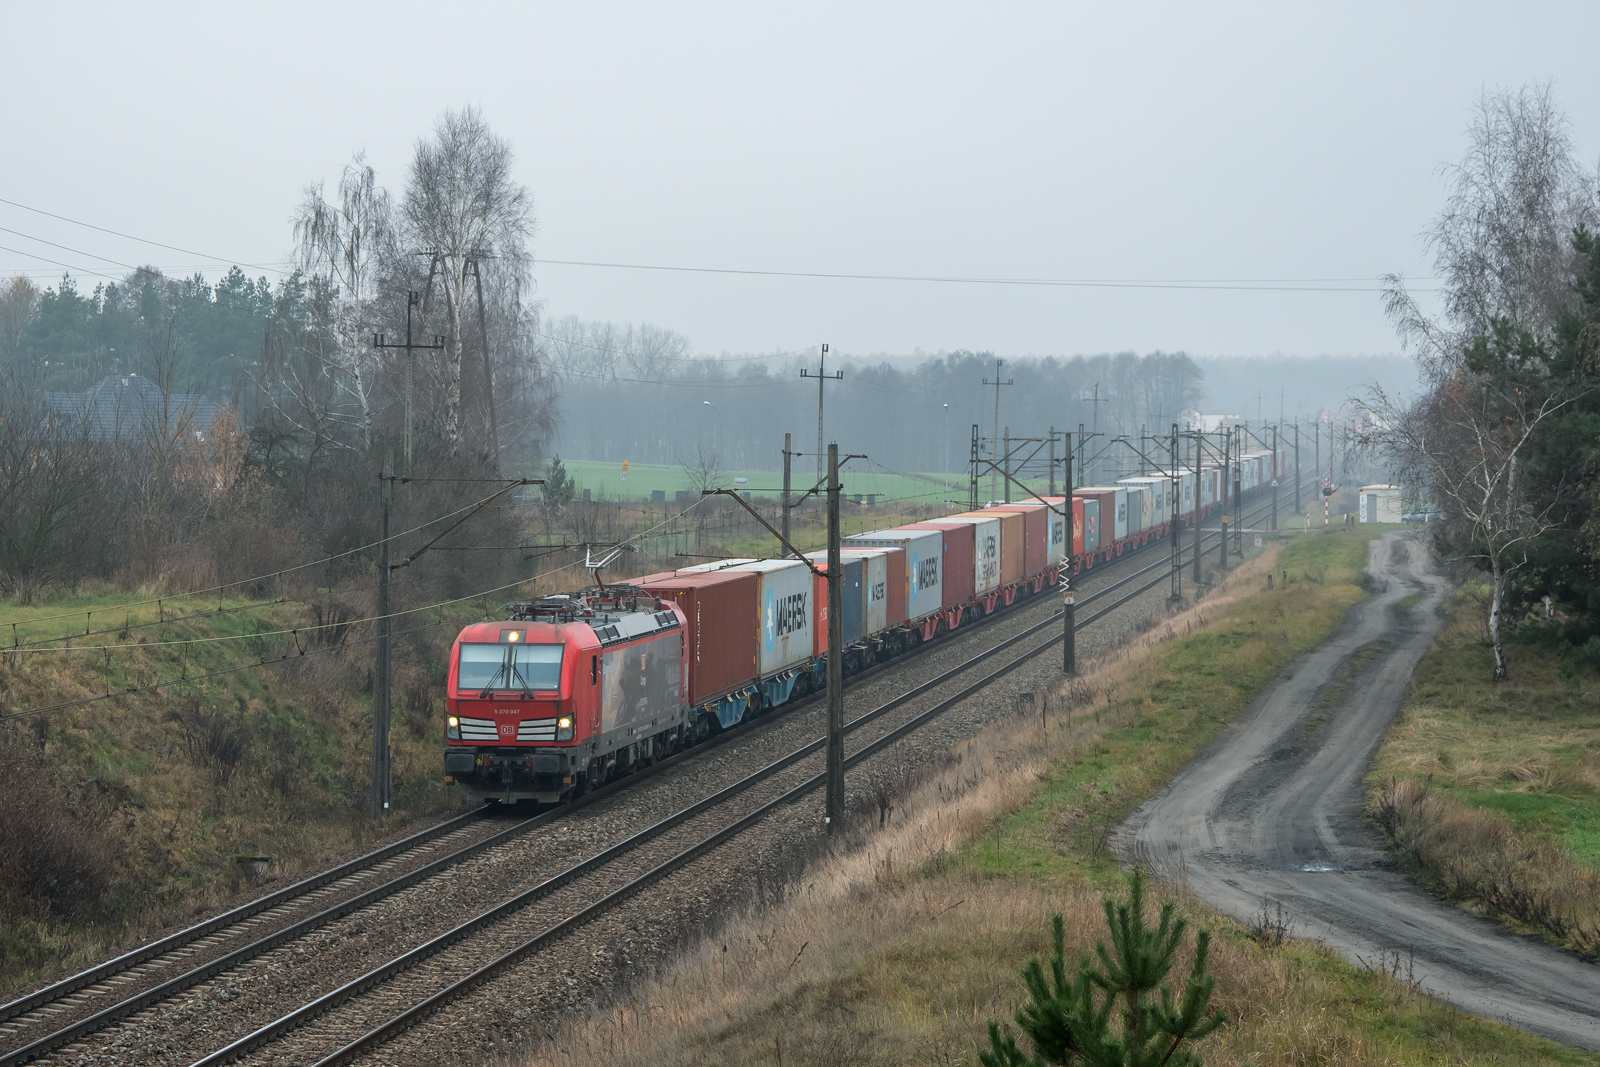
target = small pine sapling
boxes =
[981,868,1226,1066]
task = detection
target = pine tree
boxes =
[981,868,1225,1067]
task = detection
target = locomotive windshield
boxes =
[457,643,564,693]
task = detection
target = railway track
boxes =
[3,480,1307,1067]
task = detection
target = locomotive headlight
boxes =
[447,715,460,740]
[556,716,574,741]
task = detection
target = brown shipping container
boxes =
[634,570,759,706]
[902,522,975,608]
[988,504,1048,577]
[952,510,1023,585]
[881,547,906,625]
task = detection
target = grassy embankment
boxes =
[522,528,1592,1067]
[1367,584,1600,957]
[0,505,950,996]
[0,586,480,994]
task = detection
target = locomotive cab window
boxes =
[457,643,563,692]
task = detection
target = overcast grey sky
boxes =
[3,0,1597,359]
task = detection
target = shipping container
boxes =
[1117,476,1168,527]
[902,522,974,608]
[719,559,814,677]
[839,548,891,636]
[997,501,1057,572]
[672,558,759,573]
[1072,496,1085,556]
[846,529,940,621]
[1075,488,1125,544]
[955,510,1023,585]
[1080,497,1100,552]
[1122,485,1148,534]
[920,516,1000,594]
[633,570,759,706]
[805,554,865,653]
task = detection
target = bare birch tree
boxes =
[1368,83,1598,679]
[291,152,395,449]
[401,107,533,454]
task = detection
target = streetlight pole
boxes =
[943,403,949,505]
[702,400,715,454]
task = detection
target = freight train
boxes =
[444,448,1289,804]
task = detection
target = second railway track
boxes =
[7,481,1307,1067]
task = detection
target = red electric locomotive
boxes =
[443,585,692,804]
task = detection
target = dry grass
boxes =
[510,531,1586,1066]
[1368,583,1600,956]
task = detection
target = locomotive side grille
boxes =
[517,717,558,742]
[457,716,497,742]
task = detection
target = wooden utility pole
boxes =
[373,293,445,479]
[825,443,844,831]
[801,344,842,488]
[371,460,393,819]
[781,433,793,558]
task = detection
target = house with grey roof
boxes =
[45,374,216,442]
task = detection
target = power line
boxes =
[0,196,292,276]
[0,243,121,284]
[538,257,1436,293]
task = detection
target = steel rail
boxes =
[0,807,488,1027]
[202,479,1310,1066]
[12,476,1308,1066]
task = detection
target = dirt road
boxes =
[1120,532,1600,1049]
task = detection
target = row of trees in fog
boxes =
[547,341,1206,475]
[1363,84,1600,675]
[0,108,545,602]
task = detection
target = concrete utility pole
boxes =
[1082,384,1108,485]
[373,292,446,479]
[466,255,501,473]
[983,360,1012,504]
[1294,420,1302,515]
[1169,423,1182,601]
[1048,427,1057,497]
[781,433,793,558]
[1003,426,1011,503]
[825,443,845,832]
[1270,423,1279,531]
[1233,426,1244,556]
[969,424,980,510]
[1220,426,1230,569]
[801,344,842,488]
[371,459,394,819]
[1192,430,1203,585]
[1063,431,1076,674]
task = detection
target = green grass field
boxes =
[555,458,1053,509]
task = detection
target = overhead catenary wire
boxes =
[8,481,538,637]
[2,496,707,656]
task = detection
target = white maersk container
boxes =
[724,559,814,676]
[846,528,943,622]
[940,515,1001,594]
[840,548,890,636]
[1123,485,1148,534]
[1118,476,1168,529]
